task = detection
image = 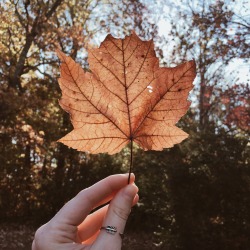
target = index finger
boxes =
[53,173,135,226]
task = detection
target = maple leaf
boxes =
[57,32,196,156]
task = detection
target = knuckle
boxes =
[33,224,48,248]
[77,188,93,204]
[112,204,130,221]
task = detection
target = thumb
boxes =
[92,183,139,250]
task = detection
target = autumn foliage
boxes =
[0,0,249,249]
[57,33,196,154]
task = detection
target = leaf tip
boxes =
[55,48,66,62]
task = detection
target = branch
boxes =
[230,21,250,30]
[24,60,58,69]
[9,0,64,92]
[14,2,27,29]
[30,66,58,85]
[9,12,41,91]
[45,0,63,19]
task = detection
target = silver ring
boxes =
[100,226,124,239]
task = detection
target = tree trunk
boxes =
[199,69,206,130]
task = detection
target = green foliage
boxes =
[125,124,250,249]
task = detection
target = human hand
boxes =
[32,173,138,250]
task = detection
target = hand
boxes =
[32,173,138,250]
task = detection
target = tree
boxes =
[156,0,249,131]
[0,1,249,249]
[0,0,156,218]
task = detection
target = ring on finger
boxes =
[100,226,124,239]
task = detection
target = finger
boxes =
[83,194,139,245]
[83,230,100,245]
[78,193,139,243]
[78,205,107,243]
[92,184,138,249]
[53,173,135,226]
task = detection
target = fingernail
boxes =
[131,173,135,181]
[134,193,139,203]
[128,173,135,183]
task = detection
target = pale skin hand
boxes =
[32,173,139,250]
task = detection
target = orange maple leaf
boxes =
[57,32,196,155]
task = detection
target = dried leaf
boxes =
[57,32,196,154]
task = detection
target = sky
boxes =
[89,0,249,86]
[156,0,250,86]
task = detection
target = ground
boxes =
[0,222,161,250]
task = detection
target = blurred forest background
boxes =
[0,0,249,249]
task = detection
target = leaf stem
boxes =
[128,140,133,184]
